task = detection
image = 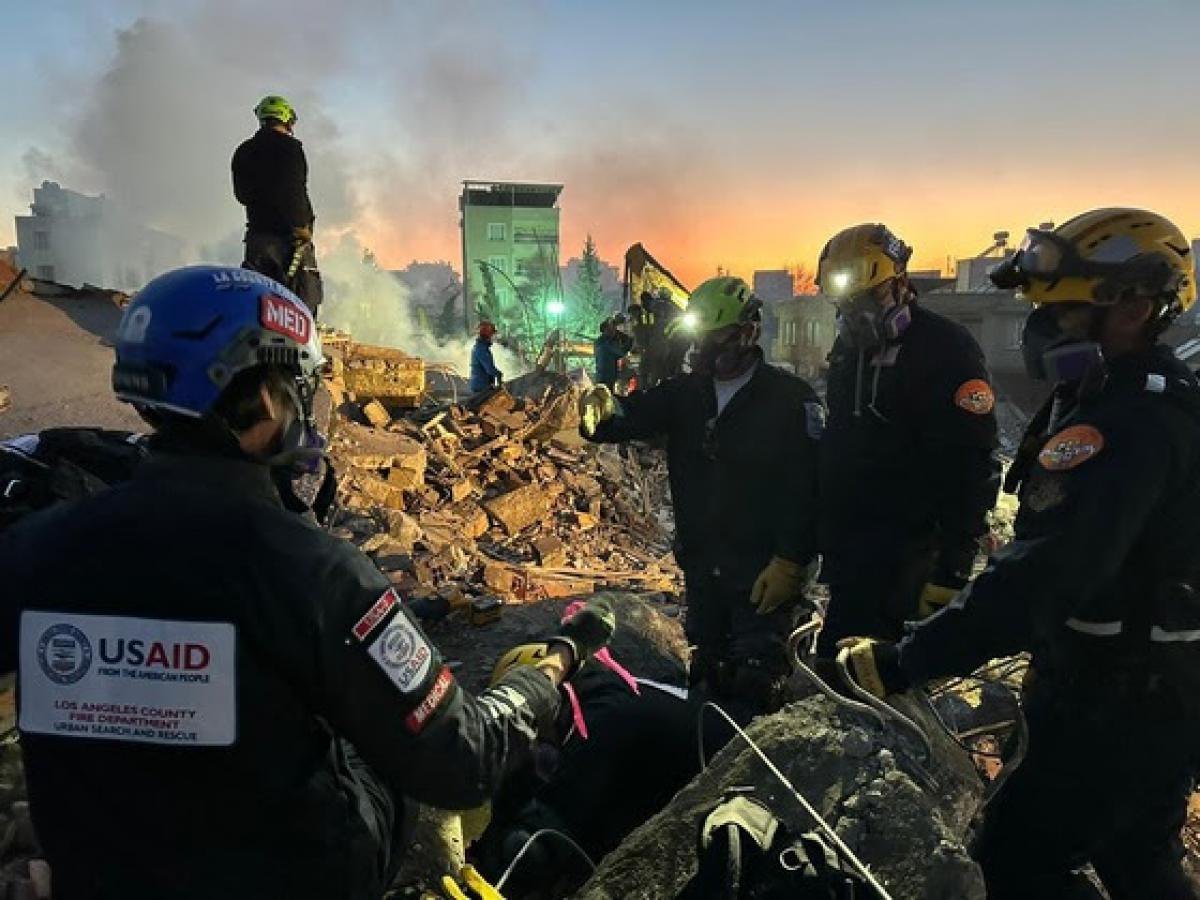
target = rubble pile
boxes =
[325,336,426,409]
[323,350,681,616]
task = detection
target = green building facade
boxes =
[459,181,563,346]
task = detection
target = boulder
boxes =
[575,690,986,900]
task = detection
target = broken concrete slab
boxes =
[531,534,567,568]
[483,484,550,535]
[361,399,391,429]
[578,691,986,900]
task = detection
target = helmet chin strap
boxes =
[256,379,339,525]
[262,377,325,474]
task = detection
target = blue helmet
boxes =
[112,266,324,421]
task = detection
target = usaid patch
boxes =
[19,611,237,747]
[366,613,433,695]
[260,292,312,344]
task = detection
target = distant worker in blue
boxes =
[470,320,503,393]
[593,315,634,390]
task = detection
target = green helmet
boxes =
[671,276,761,336]
[254,95,297,126]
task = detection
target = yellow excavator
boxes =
[621,243,692,390]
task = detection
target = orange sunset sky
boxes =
[4,1,1199,287]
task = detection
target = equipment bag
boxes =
[678,793,873,899]
[0,427,147,531]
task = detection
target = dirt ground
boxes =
[0,287,143,439]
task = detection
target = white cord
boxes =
[494,827,596,893]
[700,700,895,900]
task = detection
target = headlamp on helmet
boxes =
[817,223,913,300]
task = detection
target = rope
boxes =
[699,701,895,900]
[494,828,596,892]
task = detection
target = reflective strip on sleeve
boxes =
[1149,626,1200,643]
[1065,618,1124,637]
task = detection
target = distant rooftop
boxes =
[461,180,563,209]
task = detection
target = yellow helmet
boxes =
[990,208,1196,317]
[490,642,550,686]
[816,224,912,299]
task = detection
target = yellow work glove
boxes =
[441,864,505,900]
[750,556,817,615]
[917,582,960,618]
[836,637,908,699]
[578,385,617,436]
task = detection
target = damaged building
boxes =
[14,181,184,291]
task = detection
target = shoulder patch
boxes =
[406,666,456,733]
[352,588,399,642]
[804,401,825,440]
[1038,424,1105,471]
[366,612,433,694]
[955,379,995,415]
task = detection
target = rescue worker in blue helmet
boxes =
[841,209,1200,900]
[0,265,615,899]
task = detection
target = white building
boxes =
[14,181,184,290]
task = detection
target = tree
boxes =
[434,293,460,341]
[790,264,818,296]
[477,261,499,324]
[572,234,609,335]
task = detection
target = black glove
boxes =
[549,599,616,677]
[837,638,908,699]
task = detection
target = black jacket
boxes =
[820,305,1000,583]
[585,352,821,579]
[231,127,315,235]
[0,452,558,899]
[900,346,1200,699]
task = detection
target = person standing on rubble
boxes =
[579,276,822,719]
[842,209,1200,900]
[0,265,616,899]
[814,223,1001,657]
[232,95,324,316]
[593,314,634,390]
[470,320,503,393]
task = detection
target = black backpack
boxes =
[0,427,147,531]
[678,794,875,900]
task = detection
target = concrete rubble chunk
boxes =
[385,510,424,551]
[578,691,986,900]
[361,399,391,429]
[342,342,425,405]
[483,484,550,536]
[531,534,567,568]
